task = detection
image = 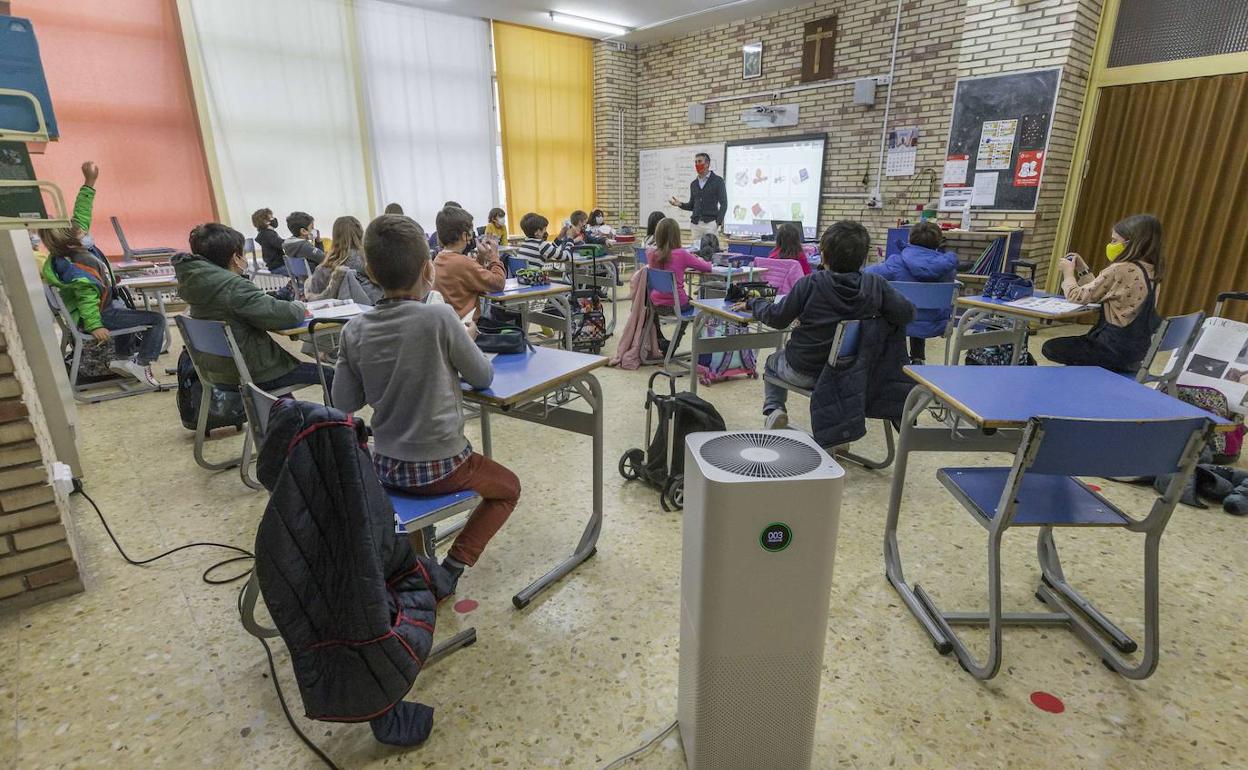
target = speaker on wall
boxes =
[688,103,706,124]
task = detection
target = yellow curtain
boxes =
[493,22,595,234]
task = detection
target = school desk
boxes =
[884,364,1229,654]
[110,260,156,274]
[686,297,786,395]
[482,279,574,350]
[948,293,1098,365]
[118,273,181,352]
[276,303,370,338]
[461,346,607,608]
[686,265,769,301]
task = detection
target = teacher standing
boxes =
[669,151,728,245]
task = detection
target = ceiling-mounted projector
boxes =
[741,103,799,128]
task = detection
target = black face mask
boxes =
[269,218,278,228]
[465,234,478,254]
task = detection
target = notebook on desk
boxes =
[1004,296,1093,314]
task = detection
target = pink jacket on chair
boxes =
[753,257,807,295]
[609,268,662,370]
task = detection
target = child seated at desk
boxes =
[433,205,505,320]
[562,209,611,247]
[252,207,287,274]
[647,217,713,312]
[40,161,166,386]
[333,214,520,591]
[174,223,333,393]
[769,222,812,277]
[484,207,508,242]
[1043,214,1162,373]
[587,208,616,240]
[747,221,914,430]
[517,212,573,266]
[864,220,957,363]
[643,210,664,248]
[282,211,325,268]
[305,215,382,305]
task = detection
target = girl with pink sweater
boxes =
[647,217,713,308]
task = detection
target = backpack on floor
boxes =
[696,317,758,385]
[1174,384,1245,464]
[645,391,726,481]
[570,289,610,354]
[963,330,1037,367]
[175,348,247,433]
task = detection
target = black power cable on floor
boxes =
[73,480,339,769]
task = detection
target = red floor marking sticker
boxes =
[1087,484,1102,492]
[1030,691,1065,713]
[453,599,478,614]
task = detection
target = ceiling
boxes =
[382,0,808,44]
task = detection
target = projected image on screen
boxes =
[724,134,826,240]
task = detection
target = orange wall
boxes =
[18,0,215,257]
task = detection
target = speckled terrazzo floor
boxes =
[2,309,1245,769]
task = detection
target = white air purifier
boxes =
[677,430,844,770]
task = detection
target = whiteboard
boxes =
[638,143,726,230]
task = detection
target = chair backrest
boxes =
[505,255,528,278]
[110,216,133,256]
[753,257,804,294]
[286,256,310,280]
[634,246,647,267]
[175,315,253,386]
[1023,416,1209,479]
[1137,311,1204,382]
[645,268,687,313]
[891,281,959,312]
[828,320,861,363]
[242,382,278,448]
[44,285,77,337]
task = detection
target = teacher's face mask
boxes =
[695,161,709,175]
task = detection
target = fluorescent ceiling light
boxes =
[548,11,630,37]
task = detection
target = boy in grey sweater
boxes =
[332,214,522,591]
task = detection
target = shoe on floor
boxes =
[764,409,788,430]
[108,358,158,387]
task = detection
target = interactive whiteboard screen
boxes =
[724,134,826,240]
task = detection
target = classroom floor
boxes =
[2,309,1246,770]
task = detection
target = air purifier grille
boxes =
[698,432,823,478]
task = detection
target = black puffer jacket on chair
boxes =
[254,398,454,723]
[810,316,914,448]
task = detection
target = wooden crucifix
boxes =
[801,16,837,83]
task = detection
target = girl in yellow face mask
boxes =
[1043,214,1165,373]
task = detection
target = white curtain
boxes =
[355,0,498,231]
[186,0,371,238]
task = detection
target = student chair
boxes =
[110,216,176,263]
[761,319,895,469]
[645,268,697,374]
[45,285,167,403]
[1134,311,1205,393]
[926,415,1211,680]
[175,315,319,490]
[284,256,311,299]
[306,319,346,402]
[238,384,477,664]
[504,254,530,278]
[634,247,648,269]
[888,281,960,363]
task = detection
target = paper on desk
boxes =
[1004,296,1091,314]
[310,301,367,320]
[503,278,520,290]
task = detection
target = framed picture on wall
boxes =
[743,41,762,80]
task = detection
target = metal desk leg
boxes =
[557,294,573,350]
[480,404,493,457]
[884,386,953,653]
[512,373,603,608]
[947,308,982,365]
[688,311,708,394]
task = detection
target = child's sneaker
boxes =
[109,358,158,386]
[764,408,788,430]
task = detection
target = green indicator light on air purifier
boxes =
[760,522,792,552]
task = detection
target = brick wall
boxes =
[0,284,82,611]
[595,0,1103,285]
[593,41,639,225]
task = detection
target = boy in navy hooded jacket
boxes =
[865,220,957,363]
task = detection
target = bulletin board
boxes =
[939,67,1062,213]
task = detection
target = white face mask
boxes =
[80,232,95,250]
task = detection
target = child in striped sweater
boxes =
[516,212,573,267]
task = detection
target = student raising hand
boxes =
[81,161,99,188]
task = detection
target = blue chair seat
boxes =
[937,468,1131,527]
[389,489,479,531]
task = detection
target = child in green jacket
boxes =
[40,162,165,385]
